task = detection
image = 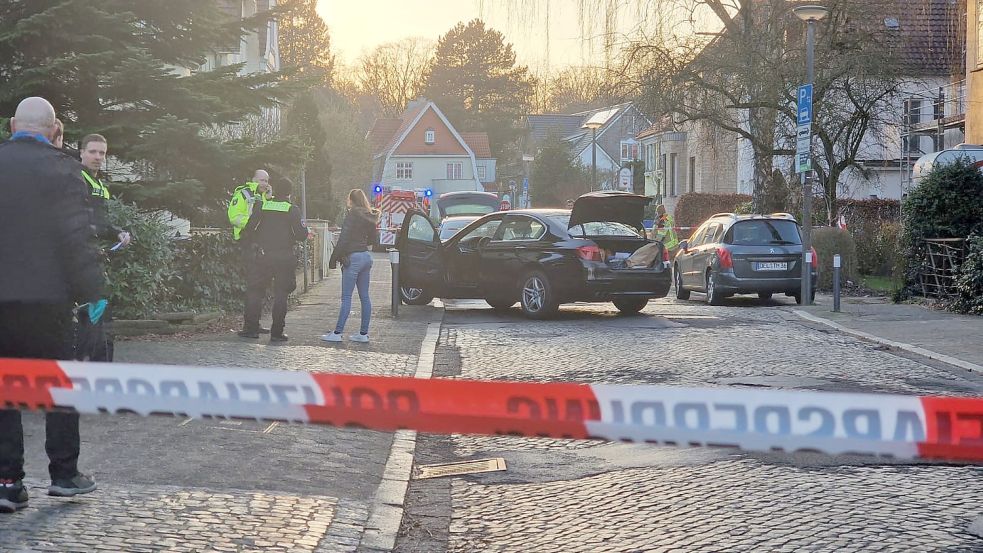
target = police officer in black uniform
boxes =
[238,176,307,342]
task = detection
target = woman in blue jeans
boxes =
[323,189,380,343]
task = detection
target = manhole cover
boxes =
[415,458,507,479]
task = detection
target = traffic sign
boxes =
[499,199,511,211]
[797,84,813,125]
[522,177,529,192]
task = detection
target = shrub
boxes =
[105,200,178,319]
[898,158,983,298]
[170,233,246,312]
[854,221,901,277]
[811,227,857,290]
[947,234,983,315]
[673,192,753,227]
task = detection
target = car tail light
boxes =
[810,247,818,268]
[716,247,733,269]
[577,245,603,262]
[662,244,670,263]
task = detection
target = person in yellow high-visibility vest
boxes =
[654,204,679,255]
[228,169,272,241]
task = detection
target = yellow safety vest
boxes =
[656,214,679,249]
[81,170,111,200]
[228,181,267,240]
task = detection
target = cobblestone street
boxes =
[397,296,983,553]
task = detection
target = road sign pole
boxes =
[800,19,816,306]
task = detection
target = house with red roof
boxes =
[366,99,497,195]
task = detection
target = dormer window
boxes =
[425,128,435,144]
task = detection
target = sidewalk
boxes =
[794,293,983,373]
[3,253,441,553]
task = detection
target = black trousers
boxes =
[0,302,80,481]
[244,254,297,336]
[75,307,113,362]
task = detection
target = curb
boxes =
[359,320,441,551]
[792,309,983,374]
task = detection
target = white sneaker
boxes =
[349,334,369,343]
[320,333,343,342]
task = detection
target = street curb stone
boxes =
[792,309,983,373]
[359,321,442,551]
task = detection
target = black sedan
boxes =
[396,191,672,319]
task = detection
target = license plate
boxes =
[755,262,788,271]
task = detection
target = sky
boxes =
[316,0,679,74]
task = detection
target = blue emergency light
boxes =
[424,189,433,197]
[373,185,383,195]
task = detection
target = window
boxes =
[459,219,502,241]
[425,128,435,144]
[659,153,667,195]
[725,220,802,246]
[646,144,656,170]
[406,214,434,243]
[689,156,696,193]
[669,153,678,197]
[396,162,413,179]
[498,216,545,241]
[477,165,486,180]
[446,162,463,179]
[703,223,723,246]
[620,141,639,161]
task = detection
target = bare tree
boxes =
[353,37,433,117]
[538,65,626,113]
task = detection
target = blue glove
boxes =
[88,299,108,324]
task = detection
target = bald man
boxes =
[0,97,105,512]
[229,169,273,335]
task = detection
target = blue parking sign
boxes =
[797,84,813,125]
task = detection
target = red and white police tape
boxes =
[2,358,983,462]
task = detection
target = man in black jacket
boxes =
[239,177,307,342]
[0,97,105,512]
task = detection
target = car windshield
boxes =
[442,203,498,216]
[439,224,466,240]
[550,216,642,238]
[726,220,802,245]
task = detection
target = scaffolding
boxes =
[899,79,966,198]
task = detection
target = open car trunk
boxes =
[591,237,665,270]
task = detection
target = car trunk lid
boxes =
[568,191,651,231]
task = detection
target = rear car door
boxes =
[678,223,709,287]
[483,215,548,294]
[396,211,444,293]
[727,219,803,279]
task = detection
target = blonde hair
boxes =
[348,189,372,210]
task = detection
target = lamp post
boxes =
[582,120,603,192]
[793,3,828,306]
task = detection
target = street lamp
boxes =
[793,3,828,306]
[582,120,603,192]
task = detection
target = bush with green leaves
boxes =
[811,227,857,290]
[105,200,178,319]
[170,233,247,312]
[947,234,983,315]
[898,158,983,299]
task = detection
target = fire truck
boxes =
[372,185,432,248]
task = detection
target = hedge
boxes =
[811,228,857,290]
[673,193,753,227]
[948,234,983,314]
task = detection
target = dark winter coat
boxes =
[0,136,104,304]
[329,207,379,268]
[240,198,307,263]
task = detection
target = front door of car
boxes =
[678,223,708,287]
[444,216,504,296]
[396,211,443,294]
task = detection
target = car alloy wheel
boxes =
[674,265,690,300]
[523,276,546,312]
[520,271,558,319]
[402,287,422,301]
[705,271,723,306]
[400,286,433,306]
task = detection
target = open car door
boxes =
[395,211,444,302]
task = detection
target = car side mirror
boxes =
[678,239,689,252]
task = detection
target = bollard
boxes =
[389,248,399,318]
[832,254,841,313]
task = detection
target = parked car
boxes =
[673,213,818,305]
[438,215,481,241]
[396,191,672,319]
[433,191,501,222]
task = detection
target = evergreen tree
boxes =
[422,19,535,156]
[278,0,334,85]
[0,0,304,223]
[531,136,589,207]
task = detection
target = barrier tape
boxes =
[3,359,983,462]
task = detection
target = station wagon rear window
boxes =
[725,220,802,246]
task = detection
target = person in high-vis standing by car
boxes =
[654,204,679,255]
[0,97,106,512]
[238,177,307,342]
[230,169,273,335]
